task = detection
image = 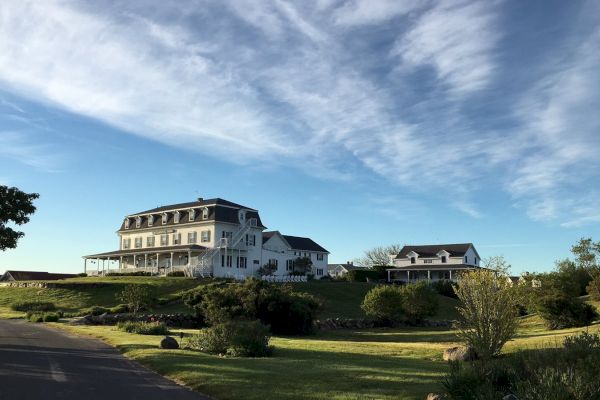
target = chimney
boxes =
[197,197,203,202]
[347,261,353,266]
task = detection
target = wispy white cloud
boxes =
[0,131,62,171]
[333,0,426,26]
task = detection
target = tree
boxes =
[257,263,277,276]
[571,237,600,269]
[355,244,403,268]
[116,285,155,314]
[454,270,519,359]
[361,285,404,324]
[0,185,39,251]
[293,257,313,275]
[400,281,439,324]
[482,255,511,275]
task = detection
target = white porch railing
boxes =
[261,275,307,283]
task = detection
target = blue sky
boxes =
[1,0,599,274]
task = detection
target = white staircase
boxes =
[188,217,257,278]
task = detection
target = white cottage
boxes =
[387,243,481,283]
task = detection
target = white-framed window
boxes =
[135,237,142,248]
[125,219,130,229]
[317,253,324,261]
[162,213,168,225]
[160,234,169,246]
[221,254,233,267]
[269,259,278,268]
[174,211,180,224]
[316,268,323,276]
[222,231,233,239]
[202,207,209,219]
[286,259,294,271]
[423,259,433,264]
[123,238,131,249]
[464,256,468,263]
[148,215,154,227]
[237,256,247,269]
[189,209,196,221]
[245,234,256,246]
[147,236,155,247]
[173,233,181,245]
[201,230,211,243]
[188,231,197,244]
[135,217,141,228]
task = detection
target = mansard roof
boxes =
[263,231,329,253]
[119,198,266,231]
[395,243,474,259]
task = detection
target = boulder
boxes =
[159,336,179,349]
[426,393,441,400]
[443,346,477,362]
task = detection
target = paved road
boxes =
[0,319,210,400]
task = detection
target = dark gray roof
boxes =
[85,244,208,258]
[0,271,77,281]
[263,231,329,253]
[327,263,362,271]
[119,198,266,232]
[387,263,481,271]
[396,243,473,259]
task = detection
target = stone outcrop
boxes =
[442,346,478,362]
[314,318,453,330]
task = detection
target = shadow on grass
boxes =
[133,345,448,400]
[308,327,459,344]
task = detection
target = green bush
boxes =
[85,306,110,316]
[117,321,169,335]
[166,271,185,277]
[42,313,60,322]
[586,270,600,301]
[109,304,129,314]
[400,281,439,324]
[27,313,43,323]
[361,285,404,324]
[11,301,56,312]
[116,284,156,314]
[442,332,600,399]
[183,279,322,335]
[346,269,381,282]
[537,293,598,329]
[186,319,271,357]
[430,280,458,298]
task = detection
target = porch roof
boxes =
[386,264,481,272]
[84,244,208,259]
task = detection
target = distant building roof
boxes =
[395,243,474,259]
[327,263,362,272]
[263,231,329,253]
[0,271,77,282]
[387,263,480,271]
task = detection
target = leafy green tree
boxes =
[400,281,439,324]
[454,270,519,359]
[0,185,39,251]
[116,285,155,314]
[361,285,404,324]
[571,238,600,269]
[482,255,511,274]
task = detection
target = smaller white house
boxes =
[327,262,362,279]
[261,231,329,278]
[387,243,481,283]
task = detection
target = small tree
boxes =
[587,268,600,301]
[293,257,313,275]
[0,185,39,251]
[400,281,439,324]
[454,270,519,359]
[361,285,404,324]
[116,284,155,314]
[355,244,403,268]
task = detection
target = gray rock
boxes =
[426,393,441,400]
[443,346,477,361]
[159,336,179,349]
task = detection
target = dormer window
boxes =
[441,256,447,263]
[174,211,180,224]
[148,215,154,227]
[202,207,209,220]
[162,213,168,225]
[135,217,141,228]
[189,209,196,221]
[125,219,130,229]
[410,257,416,264]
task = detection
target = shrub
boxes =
[166,270,185,277]
[85,306,110,316]
[186,319,271,357]
[10,301,56,312]
[109,304,129,314]
[42,313,60,322]
[586,269,600,301]
[116,284,156,314]
[28,313,43,322]
[454,270,519,359]
[361,285,404,324]
[77,273,88,277]
[117,321,169,335]
[430,280,458,298]
[346,269,381,282]
[106,271,152,276]
[537,293,598,329]
[400,281,439,324]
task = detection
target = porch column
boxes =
[119,256,123,271]
[188,250,191,267]
[83,258,87,275]
[427,270,431,282]
[144,254,148,273]
[96,258,99,273]
[407,270,410,282]
[133,254,137,270]
[170,252,174,275]
[449,270,452,280]
[156,253,160,276]
[107,258,111,274]
[387,269,391,282]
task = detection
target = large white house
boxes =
[84,198,329,279]
[387,243,481,283]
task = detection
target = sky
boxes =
[1,0,599,275]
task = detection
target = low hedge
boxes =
[186,319,271,357]
[346,269,381,282]
[117,321,169,335]
[10,301,56,312]
[105,271,152,277]
[166,271,185,277]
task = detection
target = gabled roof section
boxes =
[132,198,256,216]
[263,231,329,253]
[395,243,473,259]
[0,271,77,281]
